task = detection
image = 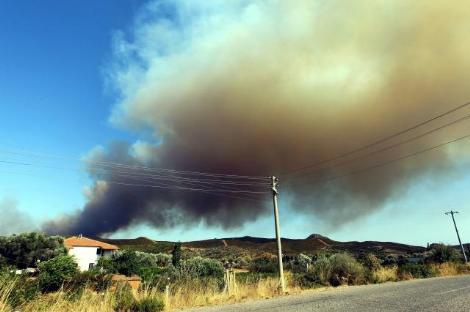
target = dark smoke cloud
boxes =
[43,0,470,236]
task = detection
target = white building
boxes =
[64,235,119,271]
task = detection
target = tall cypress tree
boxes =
[171,242,182,267]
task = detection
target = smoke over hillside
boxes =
[43,0,470,236]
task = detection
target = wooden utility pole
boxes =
[271,176,285,292]
[445,210,468,263]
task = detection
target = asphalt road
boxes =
[185,275,470,312]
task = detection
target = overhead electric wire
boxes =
[106,169,269,199]
[285,111,470,183]
[90,160,270,181]
[0,156,270,191]
[108,180,265,203]
[0,146,270,181]
[296,132,470,187]
[91,166,270,187]
[104,180,269,195]
[0,159,32,166]
[281,101,470,177]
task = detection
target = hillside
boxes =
[100,234,426,258]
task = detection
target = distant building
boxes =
[64,235,118,271]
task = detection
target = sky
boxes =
[1,0,470,246]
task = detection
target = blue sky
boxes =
[0,1,141,216]
[1,1,470,246]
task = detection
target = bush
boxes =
[291,272,320,289]
[63,270,112,300]
[38,255,79,293]
[112,250,141,276]
[113,285,164,312]
[180,257,224,279]
[0,232,66,269]
[312,253,366,286]
[249,257,277,273]
[114,284,137,312]
[398,263,438,279]
[311,255,332,285]
[138,266,166,287]
[98,250,171,277]
[361,253,382,271]
[427,244,461,264]
[136,297,165,312]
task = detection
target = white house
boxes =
[64,235,119,271]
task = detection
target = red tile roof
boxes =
[64,236,119,250]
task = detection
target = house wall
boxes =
[68,246,99,271]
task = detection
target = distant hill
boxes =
[99,234,426,258]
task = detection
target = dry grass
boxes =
[20,290,115,312]
[167,272,301,310]
[2,264,470,311]
[0,277,16,312]
[433,262,470,277]
[373,266,398,283]
[0,274,297,312]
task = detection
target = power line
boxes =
[90,165,271,186]
[281,101,470,177]
[285,111,470,182]
[106,180,268,199]
[294,132,470,187]
[0,146,270,181]
[0,157,270,192]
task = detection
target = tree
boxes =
[171,242,182,267]
[38,255,78,293]
[0,232,66,269]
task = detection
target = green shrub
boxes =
[361,253,382,271]
[113,285,164,312]
[311,255,331,285]
[291,272,320,289]
[179,257,224,279]
[0,232,66,269]
[136,297,165,312]
[114,284,137,311]
[398,263,438,279]
[113,250,141,276]
[63,270,112,300]
[249,257,277,273]
[38,255,79,293]
[138,266,166,287]
[98,250,170,277]
[312,253,365,286]
[427,244,461,264]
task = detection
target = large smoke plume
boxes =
[43,0,470,236]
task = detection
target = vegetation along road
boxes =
[186,275,470,312]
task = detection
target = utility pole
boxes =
[445,210,468,263]
[271,176,285,292]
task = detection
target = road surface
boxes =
[185,275,470,312]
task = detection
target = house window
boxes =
[96,248,102,255]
